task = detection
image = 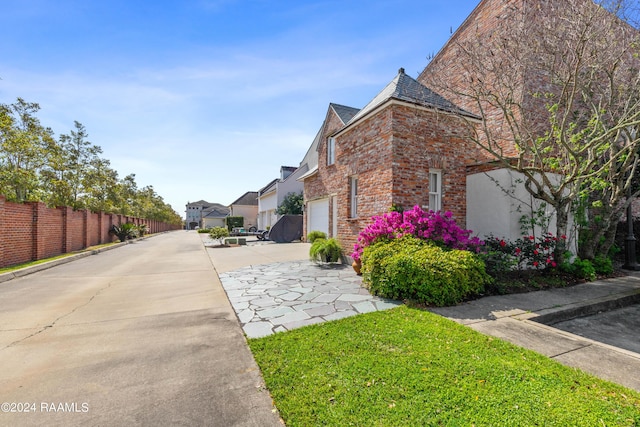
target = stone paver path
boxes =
[218,260,402,338]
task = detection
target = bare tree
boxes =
[421,0,640,260]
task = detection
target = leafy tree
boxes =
[422,0,640,261]
[276,192,303,215]
[0,98,183,225]
[42,121,103,209]
[62,121,103,209]
[0,98,56,202]
[82,157,120,213]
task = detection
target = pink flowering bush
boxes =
[352,205,483,261]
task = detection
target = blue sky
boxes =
[0,0,480,218]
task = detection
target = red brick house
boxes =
[302,70,482,253]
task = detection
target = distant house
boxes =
[257,166,307,230]
[298,103,360,238]
[202,206,231,229]
[229,191,259,230]
[185,200,229,230]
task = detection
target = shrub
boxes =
[136,224,148,237]
[109,223,137,242]
[352,205,482,261]
[361,236,491,306]
[309,238,343,263]
[307,230,327,243]
[561,258,596,281]
[209,226,230,245]
[478,235,518,277]
[225,216,244,231]
[592,255,613,275]
[480,233,565,275]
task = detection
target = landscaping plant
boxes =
[361,236,490,306]
[352,205,482,262]
[481,233,566,274]
[309,238,342,263]
[306,230,327,243]
[136,224,148,237]
[209,226,230,245]
[109,223,137,242]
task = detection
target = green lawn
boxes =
[249,306,640,426]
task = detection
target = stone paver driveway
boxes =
[218,260,401,338]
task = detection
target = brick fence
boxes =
[0,195,181,268]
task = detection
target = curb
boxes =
[527,289,640,326]
[0,236,157,284]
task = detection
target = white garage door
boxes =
[308,198,329,236]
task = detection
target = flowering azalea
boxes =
[352,205,482,261]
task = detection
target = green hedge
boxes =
[225,216,244,230]
[361,236,491,306]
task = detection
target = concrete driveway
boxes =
[0,231,281,427]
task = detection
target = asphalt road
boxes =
[0,232,281,427]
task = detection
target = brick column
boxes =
[59,206,72,253]
[0,196,4,266]
[82,210,89,249]
[31,202,46,261]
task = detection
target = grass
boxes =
[0,241,120,274]
[249,306,640,426]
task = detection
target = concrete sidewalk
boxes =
[428,274,640,392]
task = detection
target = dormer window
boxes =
[327,137,335,166]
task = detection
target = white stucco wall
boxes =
[231,205,258,229]
[466,168,575,253]
[277,167,305,206]
[258,191,277,229]
[202,217,225,229]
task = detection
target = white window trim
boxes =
[429,169,442,212]
[350,176,358,218]
[327,137,335,166]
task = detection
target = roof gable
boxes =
[330,103,360,125]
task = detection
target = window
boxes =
[350,176,358,218]
[327,137,335,165]
[429,170,442,212]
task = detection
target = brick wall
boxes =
[305,101,476,253]
[418,0,525,161]
[0,201,33,267]
[0,195,180,268]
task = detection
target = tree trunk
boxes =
[554,201,570,265]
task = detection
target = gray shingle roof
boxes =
[203,206,230,218]
[347,68,477,125]
[230,191,258,206]
[330,103,360,125]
